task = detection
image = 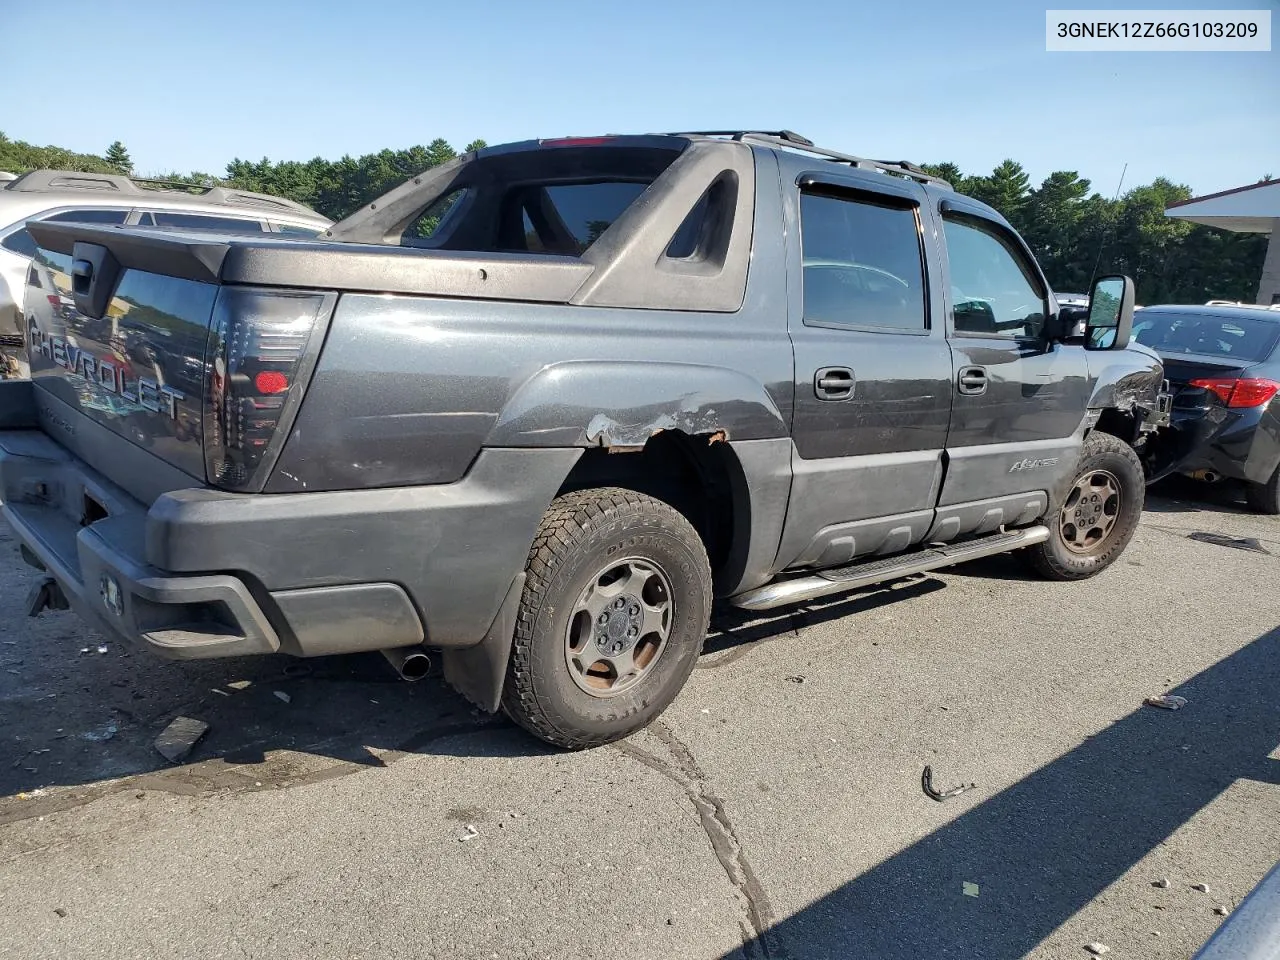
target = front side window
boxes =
[943,216,1047,338]
[799,190,927,331]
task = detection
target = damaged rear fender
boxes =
[485,360,788,449]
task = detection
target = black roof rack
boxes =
[663,130,951,189]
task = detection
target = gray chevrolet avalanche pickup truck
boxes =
[0,131,1170,748]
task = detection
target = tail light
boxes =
[1188,377,1280,409]
[203,287,334,491]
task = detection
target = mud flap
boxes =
[441,572,526,713]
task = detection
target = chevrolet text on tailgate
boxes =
[0,131,1172,749]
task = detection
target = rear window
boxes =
[1132,311,1280,362]
[517,182,649,255]
[392,144,682,255]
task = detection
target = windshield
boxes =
[1132,310,1280,361]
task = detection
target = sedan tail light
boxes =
[1188,377,1280,409]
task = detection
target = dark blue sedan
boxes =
[1134,302,1280,512]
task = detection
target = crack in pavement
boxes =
[615,719,785,960]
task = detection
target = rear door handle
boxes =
[957,365,988,396]
[815,366,854,400]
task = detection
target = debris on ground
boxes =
[922,765,977,802]
[273,690,292,704]
[1085,943,1111,956]
[53,908,67,919]
[227,680,252,691]
[96,645,108,655]
[962,882,979,897]
[1187,531,1269,554]
[1144,694,1188,711]
[81,723,118,742]
[1214,905,1230,916]
[458,824,479,842]
[153,717,210,763]
[1193,882,1211,893]
[1153,878,1170,888]
[783,675,806,684]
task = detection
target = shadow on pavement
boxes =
[1144,476,1253,515]
[2,577,951,802]
[726,626,1280,960]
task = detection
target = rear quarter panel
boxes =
[267,293,794,492]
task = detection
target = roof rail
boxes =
[1206,299,1280,311]
[3,169,322,217]
[664,130,952,189]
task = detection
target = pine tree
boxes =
[104,141,132,175]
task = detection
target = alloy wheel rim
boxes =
[563,557,674,698]
[1059,470,1122,554]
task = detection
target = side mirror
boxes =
[1050,304,1089,343]
[1085,275,1135,350]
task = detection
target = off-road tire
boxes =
[502,487,712,750]
[1245,464,1280,515]
[1022,431,1145,581]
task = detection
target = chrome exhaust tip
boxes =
[381,646,432,681]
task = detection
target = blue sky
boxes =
[4,0,1277,197]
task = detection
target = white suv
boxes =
[0,170,330,378]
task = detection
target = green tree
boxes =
[105,140,132,174]
[967,160,1031,223]
[0,130,117,175]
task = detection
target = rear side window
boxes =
[2,209,128,258]
[271,222,324,237]
[1133,311,1280,361]
[47,209,128,225]
[149,212,266,232]
[1,228,38,257]
[799,191,928,331]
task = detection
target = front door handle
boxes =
[957,365,988,396]
[815,366,854,400]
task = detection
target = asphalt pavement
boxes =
[1,477,1277,960]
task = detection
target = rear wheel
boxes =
[1022,432,1145,581]
[502,487,712,750]
[1245,465,1280,514]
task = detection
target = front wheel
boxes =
[1022,432,1145,581]
[502,487,712,749]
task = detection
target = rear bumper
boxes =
[2,430,281,659]
[1172,404,1280,485]
[0,422,579,661]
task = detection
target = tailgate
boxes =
[18,222,334,502]
[22,223,223,487]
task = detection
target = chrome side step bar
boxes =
[730,525,1050,611]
